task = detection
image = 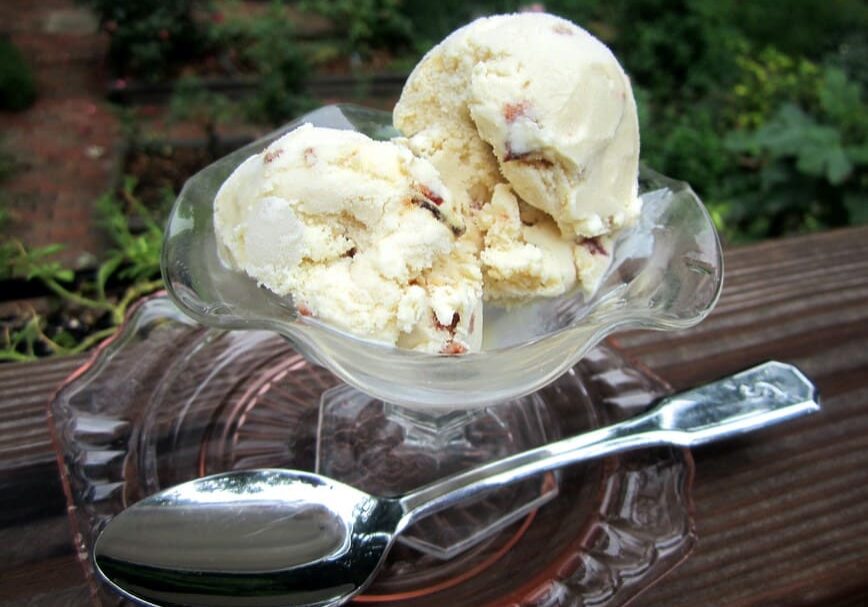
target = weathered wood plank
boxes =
[623,227,868,607]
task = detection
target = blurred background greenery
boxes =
[1,0,866,360]
[93,0,867,242]
[29,0,868,244]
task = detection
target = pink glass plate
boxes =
[48,295,696,607]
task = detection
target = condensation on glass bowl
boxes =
[162,104,723,410]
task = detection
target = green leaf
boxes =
[844,192,868,224]
[122,175,138,197]
[794,143,832,177]
[759,161,790,190]
[819,67,864,124]
[824,147,852,184]
[33,243,65,257]
[96,255,124,296]
[844,143,868,165]
[54,269,75,283]
[52,329,78,350]
[723,129,759,154]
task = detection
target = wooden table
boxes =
[2,226,867,606]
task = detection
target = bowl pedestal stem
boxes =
[315,383,561,559]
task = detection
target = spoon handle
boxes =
[398,361,819,526]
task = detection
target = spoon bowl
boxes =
[94,470,402,607]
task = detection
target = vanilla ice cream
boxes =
[393,23,503,217]
[465,13,641,238]
[214,124,483,353]
[394,12,639,299]
[476,184,576,303]
[215,12,642,353]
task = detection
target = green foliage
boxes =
[722,67,868,239]
[0,146,15,183]
[97,176,164,287]
[730,48,822,129]
[642,103,736,201]
[245,8,312,124]
[209,2,311,125]
[169,76,236,127]
[169,76,237,155]
[1,315,40,362]
[830,34,868,89]
[3,177,164,299]
[301,0,414,58]
[3,243,74,284]
[547,0,868,243]
[0,37,37,111]
[398,0,521,46]
[0,178,165,361]
[563,0,745,100]
[729,105,850,185]
[80,0,203,79]
[726,0,868,61]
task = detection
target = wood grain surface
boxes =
[1,226,867,606]
[616,226,868,607]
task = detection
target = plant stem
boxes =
[43,278,113,312]
[65,327,117,355]
[0,350,35,363]
[112,279,164,324]
[35,321,76,356]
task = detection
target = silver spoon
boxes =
[94,361,818,607]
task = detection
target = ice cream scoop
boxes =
[395,12,641,298]
[466,13,642,238]
[214,124,483,353]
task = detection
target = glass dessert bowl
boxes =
[163,104,724,411]
[161,103,721,560]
